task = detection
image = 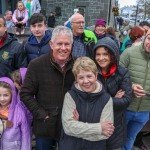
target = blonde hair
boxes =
[16,1,26,18]
[72,57,98,79]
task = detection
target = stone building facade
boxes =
[41,0,116,27]
[0,0,116,27]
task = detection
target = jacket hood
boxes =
[19,68,27,85]
[93,37,120,64]
[0,77,17,120]
[28,30,52,46]
[2,33,17,46]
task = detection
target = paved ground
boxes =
[133,134,150,150]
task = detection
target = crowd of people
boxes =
[0,3,150,150]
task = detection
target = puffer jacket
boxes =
[24,30,52,64]
[120,43,150,112]
[93,37,132,149]
[0,33,27,77]
[0,77,31,150]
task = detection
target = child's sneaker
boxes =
[16,31,20,35]
[21,28,25,35]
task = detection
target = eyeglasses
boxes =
[71,21,85,25]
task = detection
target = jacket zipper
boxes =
[137,59,149,111]
[81,95,89,150]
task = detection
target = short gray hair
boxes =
[5,10,12,15]
[51,26,73,43]
[70,13,84,23]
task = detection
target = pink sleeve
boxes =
[22,9,28,24]
[12,10,18,23]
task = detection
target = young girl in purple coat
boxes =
[0,77,31,150]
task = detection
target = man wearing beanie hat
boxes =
[94,19,107,40]
[120,29,150,150]
[70,13,97,59]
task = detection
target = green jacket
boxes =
[84,30,97,44]
[119,44,150,112]
[121,36,130,53]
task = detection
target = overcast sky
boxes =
[118,0,137,7]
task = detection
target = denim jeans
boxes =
[122,110,149,150]
[36,137,57,150]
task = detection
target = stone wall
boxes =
[41,0,114,27]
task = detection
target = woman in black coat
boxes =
[93,37,132,150]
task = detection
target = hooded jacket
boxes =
[0,33,27,77]
[93,37,132,149]
[0,77,31,150]
[24,30,52,64]
[18,68,32,124]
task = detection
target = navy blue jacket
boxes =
[59,84,110,150]
[24,30,52,64]
[0,33,27,77]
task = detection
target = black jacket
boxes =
[20,53,74,139]
[93,37,132,149]
[59,84,110,150]
[0,33,27,77]
[98,66,132,149]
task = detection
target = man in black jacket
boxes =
[20,26,74,150]
[0,15,27,77]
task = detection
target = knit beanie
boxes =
[95,19,106,27]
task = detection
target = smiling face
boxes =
[76,69,97,93]
[0,87,11,109]
[144,34,150,53]
[71,14,85,36]
[95,47,111,73]
[50,34,72,65]
[95,25,106,34]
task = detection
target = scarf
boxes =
[101,63,117,79]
